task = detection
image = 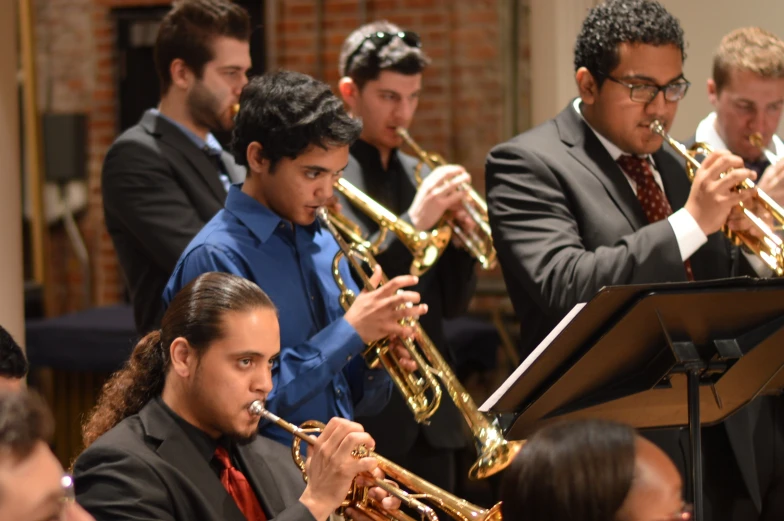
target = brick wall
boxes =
[34,0,530,316]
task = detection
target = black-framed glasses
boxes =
[654,502,694,521]
[603,74,691,103]
[343,30,422,75]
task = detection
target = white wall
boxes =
[530,0,784,139]
[0,0,25,348]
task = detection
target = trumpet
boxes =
[249,401,503,521]
[396,128,497,270]
[749,132,781,165]
[319,207,525,479]
[651,120,784,275]
[334,178,452,276]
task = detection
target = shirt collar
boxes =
[155,396,219,463]
[696,111,784,162]
[150,108,223,156]
[572,97,654,164]
[225,184,321,243]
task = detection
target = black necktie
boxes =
[203,146,225,174]
[745,158,771,180]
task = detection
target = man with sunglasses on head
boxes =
[486,1,784,519]
[335,21,477,493]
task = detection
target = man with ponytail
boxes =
[74,272,400,521]
[164,70,424,448]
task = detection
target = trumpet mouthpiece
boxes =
[649,120,665,135]
[249,400,264,416]
[750,132,764,150]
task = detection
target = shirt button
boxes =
[346,355,352,361]
[336,389,342,397]
[368,375,374,381]
[311,296,315,301]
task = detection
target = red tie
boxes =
[214,446,268,521]
[616,155,694,281]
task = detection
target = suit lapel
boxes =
[653,149,690,211]
[556,105,648,230]
[139,401,247,521]
[237,442,290,517]
[140,110,228,202]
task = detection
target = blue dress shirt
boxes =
[163,185,392,446]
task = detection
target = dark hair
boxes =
[713,27,784,93]
[82,272,276,448]
[500,419,637,521]
[339,20,430,89]
[574,0,686,87]
[0,326,28,380]
[230,70,362,172]
[0,390,54,463]
[154,0,251,95]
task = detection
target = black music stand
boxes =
[480,277,784,521]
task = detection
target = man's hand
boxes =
[684,150,757,236]
[388,337,417,373]
[757,157,784,206]
[344,266,428,344]
[345,468,404,521]
[299,418,378,521]
[408,165,472,231]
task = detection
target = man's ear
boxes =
[169,337,196,378]
[707,78,719,106]
[338,77,360,113]
[576,67,599,106]
[169,58,194,91]
[247,142,269,174]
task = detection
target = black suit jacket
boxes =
[485,102,782,521]
[73,399,314,521]
[102,110,245,333]
[485,103,741,358]
[338,147,476,453]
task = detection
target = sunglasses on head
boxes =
[343,30,422,75]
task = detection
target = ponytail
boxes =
[82,330,167,448]
[80,272,275,450]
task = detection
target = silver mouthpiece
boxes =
[649,120,665,136]
[249,400,264,416]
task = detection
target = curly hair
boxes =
[0,326,27,380]
[154,0,251,95]
[501,419,637,521]
[0,390,53,463]
[339,20,431,88]
[81,272,276,448]
[574,0,685,87]
[230,70,362,172]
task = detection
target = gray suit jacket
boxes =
[102,110,245,333]
[485,103,741,357]
[73,399,313,521]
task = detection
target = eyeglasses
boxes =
[343,30,422,75]
[602,74,691,103]
[653,503,694,521]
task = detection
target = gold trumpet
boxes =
[396,128,497,270]
[319,207,525,479]
[750,132,781,165]
[651,120,784,275]
[251,402,503,521]
[334,178,452,277]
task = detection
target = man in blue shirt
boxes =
[164,70,425,446]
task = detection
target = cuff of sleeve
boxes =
[316,317,366,374]
[668,208,708,261]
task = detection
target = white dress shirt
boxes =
[573,98,707,262]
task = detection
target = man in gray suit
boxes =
[485,1,782,519]
[74,272,399,521]
[103,0,250,334]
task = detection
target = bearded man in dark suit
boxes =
[103,0,250,333]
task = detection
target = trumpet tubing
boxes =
[651,120,784,275]
[334,178,451,276]
[253,404,503,521]
[395,128,497,270]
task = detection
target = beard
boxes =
[186,80,232,132]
